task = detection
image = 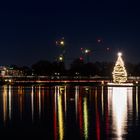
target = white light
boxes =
[59,56,63,61]
[60,41,64,45]
[85,49,90,53]
[112,87,128,138]
[118,52,122,57]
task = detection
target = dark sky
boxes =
[0,0,140,66]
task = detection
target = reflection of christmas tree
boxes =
[112,52,127,83]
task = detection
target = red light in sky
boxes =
[97,39,101,43]
[79,57,83,61]
[107,47,110,51]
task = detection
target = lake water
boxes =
[0,84,140,140]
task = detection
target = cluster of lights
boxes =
[56,37,65,62]
[112,52,127,83]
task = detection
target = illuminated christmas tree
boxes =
[112,52,127,83]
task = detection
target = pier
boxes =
[0,75,139,86]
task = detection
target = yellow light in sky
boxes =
[59,56,63,61]
[60,41,64,45]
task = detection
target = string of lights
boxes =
[112,52,127,83]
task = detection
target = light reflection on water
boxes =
[108,87,133,140]
[0,85,139,139]
[55,86,64,140]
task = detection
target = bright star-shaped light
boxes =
[118,52,122,56]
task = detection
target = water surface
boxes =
[0,84,139,140]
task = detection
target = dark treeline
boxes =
[13,59,140,77]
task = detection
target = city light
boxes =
[118,52,122,57]
[56,37,65,47]
[59,55,63,61]
[56,37,65,63]
[60,41,64,46]
[112,52,127,83]
[108,87,133,139]
[83,97,88,139]
[84,49,90,54]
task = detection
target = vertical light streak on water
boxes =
[75,86,79,121]
[112,87,128,140]
[101,86,104,117]
[64,86,67,118]
[8,85,11,120]
[54,86,57,140]
[18,86,23,120]
[95,87,100,140]
[3,85,7,125]
[83,97,88,140]
[127,87,133,127]
[57,89,64,140]
[55,86,58,113]
[107,87,113,137]
[78,90,83,138]
[107,87,112,114]
[31,86,34,122]
[136,86,138,121]
[38,86,41,119]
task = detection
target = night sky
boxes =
[0,0,140,67]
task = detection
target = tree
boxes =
[32,60,52,75]
[112,52,127,83]
[52,61,66,74]
[70,58,84,75]
[21,66,32,76]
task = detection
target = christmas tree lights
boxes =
[112,52,127,83]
